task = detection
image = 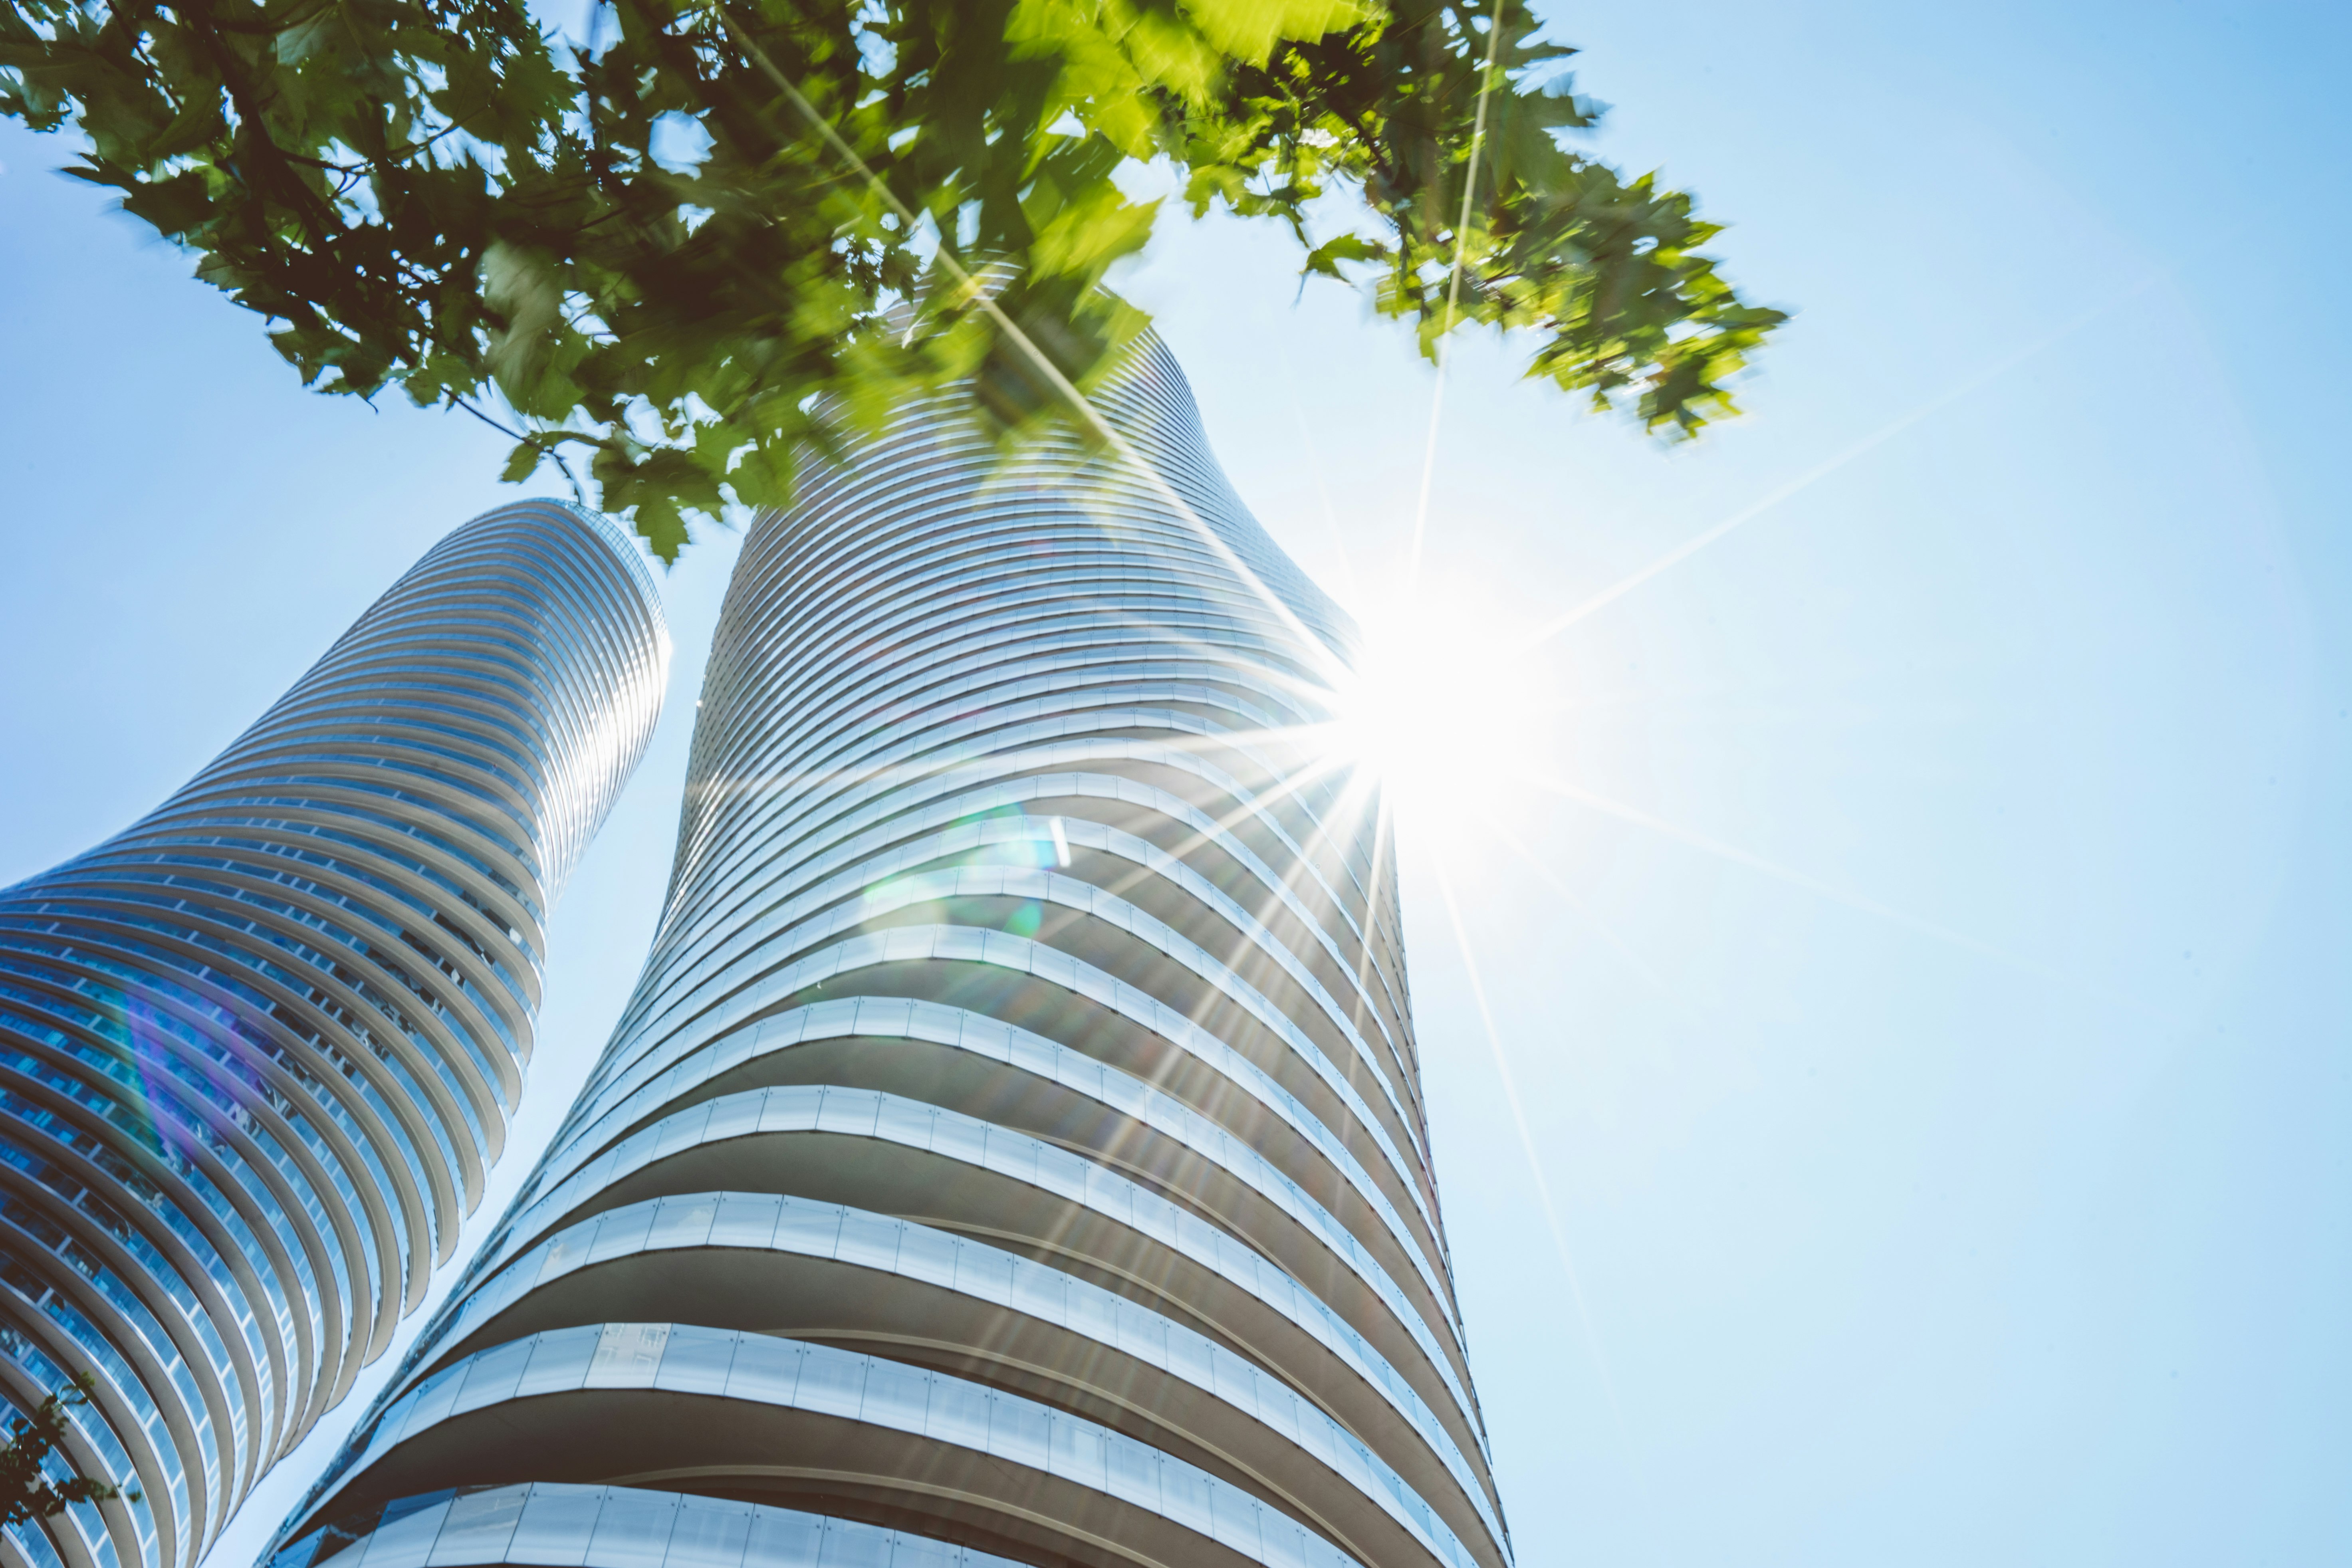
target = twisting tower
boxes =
[275,343,1509,1568]
[0,503,668,1568]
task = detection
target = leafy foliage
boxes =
[2,1376,131,1530]
[1,0,1786,559]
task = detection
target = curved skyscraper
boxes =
[0,503,668,1568]
[274,343,1509,1568]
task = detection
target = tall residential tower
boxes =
[275,344,1508,1568]
[0,504,668,1568]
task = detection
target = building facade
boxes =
[0,503,668,1568]
[273,344,1510,1568]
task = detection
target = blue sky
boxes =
[2,2,2346,1565]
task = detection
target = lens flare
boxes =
[1327,586,1544,830]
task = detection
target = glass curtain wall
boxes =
[272,346,1510,1568]
[0,502,669,1568]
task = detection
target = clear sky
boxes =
[3,2,2346,1565]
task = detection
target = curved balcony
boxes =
[0,503,668,1568]
[278,347,1505,1568]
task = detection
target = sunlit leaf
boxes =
[0,0,1784,555]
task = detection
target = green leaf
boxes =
[1301,231,1383,280]
[500,440,545,484]
[1184,0,1367,68]
[0,0,1783,548]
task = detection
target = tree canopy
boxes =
[2,0,1787,559]
[2,1377,128,1531]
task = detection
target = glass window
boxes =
[770,1200,842,1260]
[851,998,915,1039]
[871,1096,934,1151]
[874,1528,958,1568]
[855,1359,930,1435]
[890,1225,956,1290]
[1206,1485,1265,1561]
[976,1126,1035,1187]
[425,1489,526,1566]
[395,1374,464,1445]
[1243,1378,1303,1449]
[876,927,934,965]
[950,1244,1012,1309]
[722,1333,801,1406]
[516,1326,600,1397]
[583,1488,677,1568]
[506,1484,604,1567]
[1061,1280,1120,1350]
[813,1089,879,1138]
[982,1397,1049,1473]
[1156,1461,1216,1538]
[1254,1516,1313,1568]
[1046,1415,1107,1493]
[264,1529,319,1568]
[758,1086,822,1134]
[450,1335,537,1416]
[1004,1258,1067,1326]
[1113,1295,1170,1365]
[923,1114,986,1170]
[708,1195,780,1251]
[702,1094,764,1143]
[810,1518,890,1568]
[1101,1438,1161,1514]
[789,1346,865,1421]
[653,1324,737,1397]
[646,1197,716,1251]
[740,1509,822,1568]
[831,1211,900,1273]
[589,1323,672,1388]
[919,1368,990,1450]
[651,1103,714,1159]
[353,1493,452,1568]
[662,1499,750,1568]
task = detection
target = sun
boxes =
[1323,583,1545,833]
